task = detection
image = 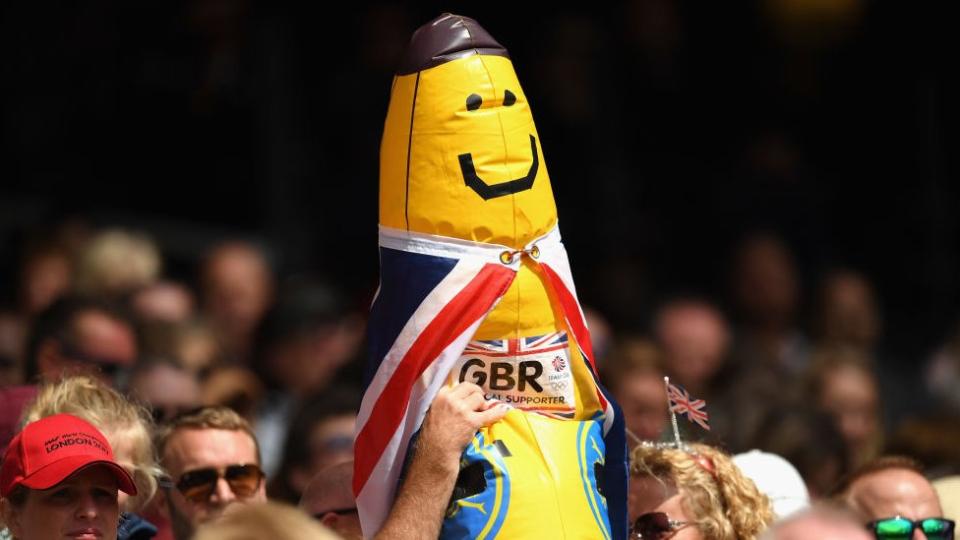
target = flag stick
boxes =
[664,376,682,448]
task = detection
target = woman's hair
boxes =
[3,486,28,507]
[631,442,774,540]
[0,485,28,534]
[19,375,161,511]
[192,501,340,540]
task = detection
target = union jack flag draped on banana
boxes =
[353,13,628,539]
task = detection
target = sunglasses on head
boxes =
[868,516,955,540]
[173,464,264,504]
[631,511,690,540]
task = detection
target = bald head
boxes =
[300,461,361,540]
[762,506,871,540]
[845,467,943,522]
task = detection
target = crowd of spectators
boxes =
[0,3,956,539]
[0,219,956,538]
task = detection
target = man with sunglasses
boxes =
[839,456,955,540]
[25,295,138,386]
[155,406,267,540]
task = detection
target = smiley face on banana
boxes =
[379,16,557,249]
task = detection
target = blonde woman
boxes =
[630,442,774,540]
[1,413,139,540]
[19,375,163,539]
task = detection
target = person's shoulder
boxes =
[118,512,159,540]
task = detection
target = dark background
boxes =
[1,1,955,362]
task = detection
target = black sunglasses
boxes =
[631,511,690,539]
[173,464,264,504]
[868,516,955,540]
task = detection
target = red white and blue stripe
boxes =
[353,225,628,538]
[463,331,569,357]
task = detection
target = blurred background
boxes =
[1,0,957,499]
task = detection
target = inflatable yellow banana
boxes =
[356,13,627,539]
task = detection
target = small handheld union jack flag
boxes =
[667,382,711,431]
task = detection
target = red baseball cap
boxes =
[1,413,137,497]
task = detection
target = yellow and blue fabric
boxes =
[354,13,627,539]
[441,413,612,539]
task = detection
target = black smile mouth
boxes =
[458,134,538,200]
